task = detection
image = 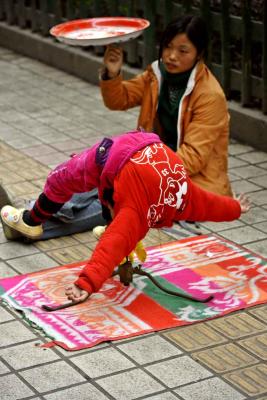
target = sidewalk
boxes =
[0,45,267,400]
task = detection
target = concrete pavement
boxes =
[0,45,267,400]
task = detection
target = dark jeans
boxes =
[36,189,106,240]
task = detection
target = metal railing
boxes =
[0,0,266,114]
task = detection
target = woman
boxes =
[101,15,232,196]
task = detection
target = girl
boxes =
[1,131,250,302]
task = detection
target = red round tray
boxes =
[50,17,150,46]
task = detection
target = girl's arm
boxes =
[73,206,148,295]
[180,180,243,223]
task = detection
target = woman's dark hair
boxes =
[158,15,209,61]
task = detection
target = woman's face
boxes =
[162,33,198,74]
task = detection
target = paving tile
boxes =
[0,320,36,346]
[0,261,18,277]
[31,178,46,191]
[238,332,267,360]
[228,157,248,168]
[0,340,59,369]
[0,167,24,184]
[0,241,39,260]
[0,143,25,162]
[39,133,72,146]
[217,226,266,244]
[19,360,86,393]
[238,151,267,164]
[0,110,29,123]
[7,136,42,149]
[192,343,258,372]
[250,174,267,189]
[5,181,40,197]
[175,377,245,400]
[15,167,49,181]
[96,368,164,400]
[0,360,10,374]
[231,179,262,193]
[200,219,244,232]
[7,253,59,274]
[70,347,134,378]
[248,305,267,322]
[144,393,178,400]
[229,143,254,155]
[240,206,267,224]
[72,230,98,244]
[34,236,79,251]
[0,127,26,142]
[224,363,267,396]
[249,190,267,206]
[145,356,212,388]
[0,373,34,399]
[37,152,69,167]
[47,244,92,264]
[0,306,15,322]
[229,171,241,182]
[259,161,267,169]
[51,139,86,152]
[254,221,267,233]
[44,382,109,400]
[164,323,227,351]
[21,144,56,157]
[207,313,266,339]
[244,239,267,258]
[117,335,182,364]
[231,165,267,179]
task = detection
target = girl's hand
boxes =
[65,284,90,302]
[103,45,123,78]
[233,192,251,213]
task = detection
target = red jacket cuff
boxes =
[74,277,94,294]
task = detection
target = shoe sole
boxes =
[0,215,43,240]
[1,215,23,240]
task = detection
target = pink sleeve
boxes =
[75,206,148,293]
[43,143,100,203]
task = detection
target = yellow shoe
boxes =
[92,225,106,239]
[0,206,43,240]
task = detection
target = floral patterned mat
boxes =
[0,234,266,350]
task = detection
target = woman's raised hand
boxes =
[103,45,123,79]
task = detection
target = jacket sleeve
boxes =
[100,72,147,110]
[75,206,148,294]
[178,92,229,176]
[180,180,241,222]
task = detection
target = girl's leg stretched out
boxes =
[1,193,64,240]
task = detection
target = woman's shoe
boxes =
[0,205,43,240]
[92,225,106,239]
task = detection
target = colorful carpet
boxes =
[0,234,266,350]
